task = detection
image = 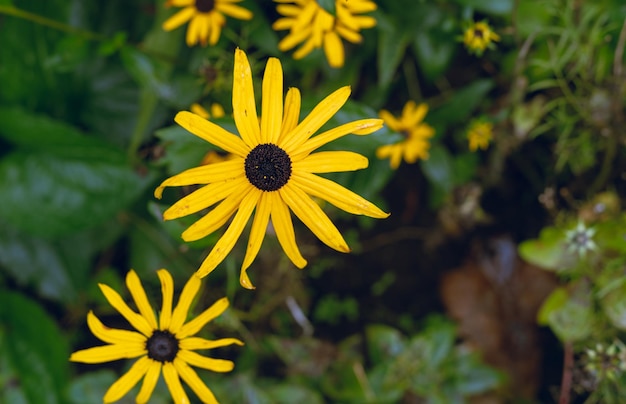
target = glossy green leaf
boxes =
[0,291,69,404]
[518,226,567,270]
[538,285,593,341]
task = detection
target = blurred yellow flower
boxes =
[467,120,493,151]
[155,49,388,288]
[191,102,226,119]
[463,21,500,55]
[162,0,252,46]
[273,0,377,68]
[376,101,435,169]
[70,269,243,404]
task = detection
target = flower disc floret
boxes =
[245,144,292,191]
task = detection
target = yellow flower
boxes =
[467,120,493,151]
[273,0,377,68]
[70,269,243,404]
[191,102,226,119]
[463,20,500,55]
[155,49,389,289]
[376,101,435,169]
[162,0,253,47]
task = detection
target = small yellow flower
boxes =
[467,121,493,151]
[162,0,253,47]
[70,269,243,404]
[376,101,435,169]
[273,0,377,68]
[463,20,500,55]
[191,102,226,119]
[155,49,389,289]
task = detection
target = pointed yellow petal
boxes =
[177,297,229,339]
[261,57,283,144]
[294,119,383,158]
[180,337,245,350]
[378,110,402,131]
[86,311,147,345]
[345,0,377,13]
[155,158,244,199]
[162,7,195,31]
[126,270,158,330]
[405,103,428,128]
[180,182,251,242]
[292,172,389,218]
[292,36,317,60]
[293,151,368,173]
[158,269,174,330]
[177,350,235,372]
[99,283,153,337]
[278,27,311,52]
[208,12,223,45]
[195,189,260,278]
[103,356,152,403]
[217,3,253,20]
[280,86,351,153]
[136,361,161,404]
[240,192,272,284]
[173,358,219,404]
[353,15,377,29]
[270,192,307,268]
[272,17,293,31]
[280,183,349,252]
[186,14,202,46]
[233,49,261,148]
[323,31,344,68]
[174,111,249,157]
[163,176,246,220]
[336,25,362,43]
[70,344,147,364]
[169,274,201,334]
[279,87,301,142]
[163,362,190,404]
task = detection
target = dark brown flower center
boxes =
[146,330,179,362]
[245,144,292,191]
[195,0,215,13]
[474,28,484,38]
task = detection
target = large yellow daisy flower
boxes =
[376,101,435,169]
[155,49,389,289]
[162,0,253,46]
[70,269,243,404]
[272,0,377,68]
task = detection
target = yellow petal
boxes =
[279,87,301,142]
[292,172,389,218]
[86,311,147,345]
[278,26,311,51]
[174,358,219,404]
[210,103,225,118]
[378,109,402,131]
[195,189,260,278]
[99,283,153,337]
[293,151,368,173]
[169,274,201,334]
[292,36,317,60]
[136,361,162,404]
[177,350,235,372]
[353,15,377,29]
[280,86,351,153]
[208,12,223,46]
[158,269,174,330]
[155,158,244,199]
[294,119,383,159]
[186,14,203,46]
[261,57,283,144]
[103,356,153,403]
[163,176,247,220]
[336,25,362,43]
[217,3,253,20]
[190,103,210,119]
[163,362,190,404]
[162,7,195,32]
[177,297,229,339]
[240,192,272,285]
[405,103,428,128]
[270,192,307,268]
[280,183,350,252]
[180,337,245,351]
[70,344,146,364]
[345,0,377,13]
[174,111,249,157]
[323,31,344,68]
[272,17,294,31]
[126,270,158,330]
[233,48,261,148]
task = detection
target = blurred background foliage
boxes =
[1,0,626,402]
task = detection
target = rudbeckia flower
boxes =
[155,48,388,289]
[272,0,377,68]
[462,20,500,56]
[467,120,493,151]
[162,0,253,47]
[70,269,243,404]
[376,101,435,169]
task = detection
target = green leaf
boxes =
[600,282,626,330]
[421,144,455,194]
[265,384,325,404]
[518,226,567,270]
[366,324,407,364]
[538,285,593,341]
[378,25,409,87]
[428,79,494,127]
[0,291,69,404]
[68,370,117,404]
[412,30,456,80]
[452,0,514,15]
